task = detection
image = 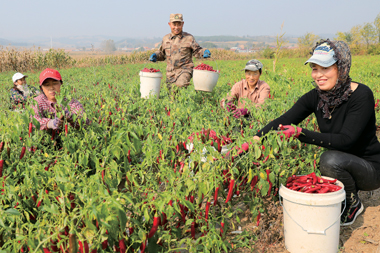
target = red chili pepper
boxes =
[179,162,185,173]
[256,213,261,226]
[220,222,225,236]
[250,176,258,191]
[205,201,211,223]
[43,248,52,253]
[101,170,105,183]
[225,178,235,203]
[127,150,131,163]
[65,124,68,136]
[310,172,317,185]
[191,221,195,239]
[79,240,90,253]
[148,214,160,238]
[69,193,76,209]
[266,170,272,196]
[140,239,147,253]
[0,142,4,153]
[28,122,32,137]
[213,187,219,206]
[20,146,26,159]
[0,160,3,177]
[119,239,126,253]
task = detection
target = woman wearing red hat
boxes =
[32,68,87,131]
[9,72,40,110]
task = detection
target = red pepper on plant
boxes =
[225,178,235,204]
[148,214,160,238]
[19,146,26,160]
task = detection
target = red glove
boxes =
[279,124,302,139]
[226,102,236,112]
[233,108,250,118]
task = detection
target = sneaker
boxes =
[341,199,364,226]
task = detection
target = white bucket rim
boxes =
[279,176,345,206]
[193,69,220,75]
[139,71,163,78]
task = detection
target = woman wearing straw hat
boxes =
[248,39,380,226]
[9,72,40,110]
[221,59,270,118]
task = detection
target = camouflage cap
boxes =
[244,59,263,71]
[170,13,184,23]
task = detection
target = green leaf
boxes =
[32,117,40,130]
[144,208,150,223]
[118,209,127,231]
[5,208,21,216]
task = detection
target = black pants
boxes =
[319,150,380,201]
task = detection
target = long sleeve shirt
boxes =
[32,94,86,130]
[221,79,270,108]
[155,32,207,83]
[9,86,40,110]
[257,83,380,166]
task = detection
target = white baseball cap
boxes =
[304,42,337,67]
[12,72,28,83]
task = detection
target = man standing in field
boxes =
[149,13,211,89]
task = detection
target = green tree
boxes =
[350,25,363,48]
[360,23,376,48]
[101,39,116,54]
[374,13,380,43]
[335,32,354,44]
[297,32,319,48]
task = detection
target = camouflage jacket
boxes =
[155,32,207,83]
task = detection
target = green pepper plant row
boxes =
[0,57,379,252]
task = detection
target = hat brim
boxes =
[243,66,260,72]
[170,20,184,23]
[39,76,61,86]
[13,74,28,83]
[304,56,337,68]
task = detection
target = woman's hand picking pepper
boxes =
[278,124,302,139]
[47,115,64,130]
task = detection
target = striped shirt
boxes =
[32,94,86,130]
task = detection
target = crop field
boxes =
[0,55,379,252]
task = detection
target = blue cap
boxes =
[304,42,337,67]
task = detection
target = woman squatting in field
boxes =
[220,59,270,118]
[32,68,87,134]
[251,39,380,226]
[9,72,40,111]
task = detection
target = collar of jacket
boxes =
[243,79,261,91]
[170,32,184,40]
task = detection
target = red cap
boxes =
[39,68,62,86]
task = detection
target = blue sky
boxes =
[1,0,379,40]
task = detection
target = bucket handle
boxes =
[279,196,346,235]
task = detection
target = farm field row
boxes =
[0,56,379,252]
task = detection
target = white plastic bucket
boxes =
[279,177,345,253]
[139,71,162,99]
[193,69,219,92]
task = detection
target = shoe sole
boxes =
[341,203,364,226]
